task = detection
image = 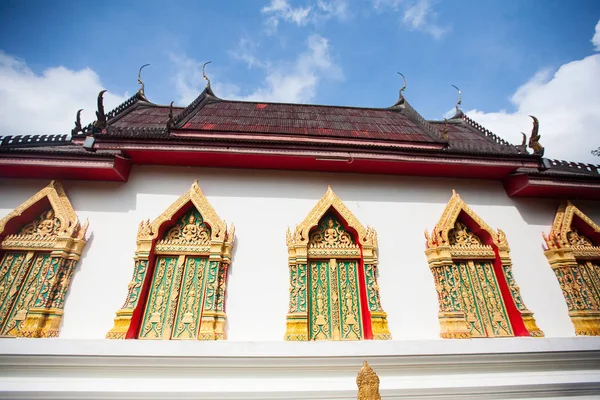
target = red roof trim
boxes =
[0,154,131,182]
[504,174,600,199]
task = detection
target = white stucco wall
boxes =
[1,166,599,341]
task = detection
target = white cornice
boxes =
[0,338,599,399]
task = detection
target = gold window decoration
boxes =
[424,190,543,338]
[543,201,600,336]
[0,180,88,338]
[107,181,234,340]
[285,186,390,341]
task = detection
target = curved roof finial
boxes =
[397,72,406,98]
[137,64,150,100]
[527,115,544,156]
[71,108,83,135]
[202,61,212,88]
[93,90,107,130]
[451,84,461,107]
[450,84,463,119]
[71,109,83,135]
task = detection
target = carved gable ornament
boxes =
[424,190,543,339]
[107,181,234,340]
[543,201,600,336]
[285,186,390,341]
[0,180,88,337]
[356,362,381,400]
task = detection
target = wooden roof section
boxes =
[1,77,599,198]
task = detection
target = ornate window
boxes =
[424,190,543,338]
[0,181,87,338]
[543,201,600,336]
[285,186,390,341]
[107,181,234,340]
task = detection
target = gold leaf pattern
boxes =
[544,201,600,336]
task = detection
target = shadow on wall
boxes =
[510,197,561,227]
[59,231,95,334]
[61,180,137,214]
[223,231,239,340]
[124,165,515,207]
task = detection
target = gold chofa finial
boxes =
[397,72,406,97]
[202,61,212,87]
[356,361,381,400]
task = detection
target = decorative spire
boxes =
[167,101,175,129]
[136,63,150,101]
[516,132,527,154]
[450,84,463,119]
[202,61,212,88]
[71,109,83,135]
[356,361,381,400]
[93,90,107,130]
[526,115,544,156]
[397,72,406,99]
[441,118,449,141]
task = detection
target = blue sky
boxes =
[0,0,599,162]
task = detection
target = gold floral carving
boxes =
[424,190,543,339]
[285,186,390,341]
[107,181,234,340]
[0,181,88,338]
[356,361,381,400]
[543,201,600,335]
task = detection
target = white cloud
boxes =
[372,0,402,10]
[373,0,447,39]
[173,34,343,105]
[403,0,446,39]
[262,0,313,33]
[229,37,269,69]
[592,19,600,51]
[316,0,349,19]
[0,52,128,135]
[464,42,600,163]
[261,0,348,34]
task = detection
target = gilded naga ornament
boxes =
[0,181,88,338]
[356,362,381,400]
[424,190,543,338]
[107,181,234,340]
[285,186,390,341]
[543,201,600,335]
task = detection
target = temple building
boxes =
[0,67,599,399]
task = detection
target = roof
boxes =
[82,87,448,147]
[429,114,523,156]
[0,144,121,157]
[2,79,599,197]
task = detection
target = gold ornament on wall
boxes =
[106,181,234,340]
[424,190,543,339]
[0,181,88,338]
[356,361,381,400]
[543,201,600,336]
[285,186,390,341]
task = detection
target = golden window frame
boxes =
[543,201,600,335]
[0,180,87,337]
[424,190,543,338]
[285,186,390,341]
[106,181,234,340]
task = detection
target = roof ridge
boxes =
[542,158,600,174]
[397,99,447,143]
[461,113,523,151]
[80,93,140,134]
[173,86,220,128]
[105,126,169,137]
[0,133,72,148]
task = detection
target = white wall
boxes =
[1,166,599,341]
